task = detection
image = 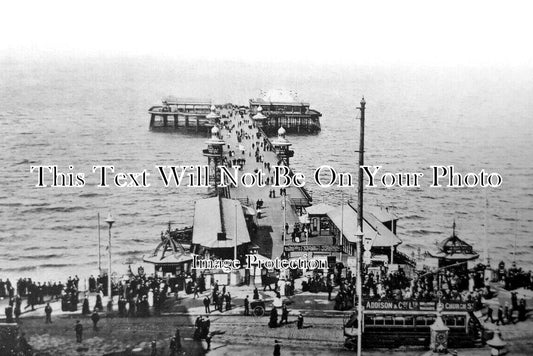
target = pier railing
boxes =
[234,197,249,206]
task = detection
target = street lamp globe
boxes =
[105,213,115,228]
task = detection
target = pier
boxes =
[249,89,322,134]
[199,108,313,260]
[148,97,217,133]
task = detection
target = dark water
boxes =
[1,57,532,281]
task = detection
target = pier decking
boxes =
[218,111,311,259]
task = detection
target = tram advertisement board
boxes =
[364,299,473,312]
[284,245,343,253]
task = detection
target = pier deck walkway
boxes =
[220,113,306,259]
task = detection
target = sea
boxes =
[1,57,532,283]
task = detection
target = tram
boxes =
[343,301,485,349]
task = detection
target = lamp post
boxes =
[283,193,287,246]
[355,227,363,356]
[354,96,366,356]
[105,213,115,306]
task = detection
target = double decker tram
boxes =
[343,300,485,349]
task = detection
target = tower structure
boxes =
[203,126,225,188]
[271,126,294,166]
[206,105,220,125]
[252,105,267,128]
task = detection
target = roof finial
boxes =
[452,219,456,236]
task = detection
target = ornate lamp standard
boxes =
[105,213,115,307]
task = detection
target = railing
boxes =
[290,198,311,207]
[395,250,416,267]
[234,197,249,206]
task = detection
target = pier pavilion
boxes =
[148,97,218,132]
[249,89,321,134]
[429,222,479,272]
[142,230,194,276]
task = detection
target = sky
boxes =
[1,0,533,66]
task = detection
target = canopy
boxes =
[305,203,334,216]
[192,197,251,249]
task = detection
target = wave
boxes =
[408,229,442,235]
[25,206,86,214]
[78,193,100,198]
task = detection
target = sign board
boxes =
[347,257,358,269]
[388,263,399,273]
[363,251,371,265]
[363,236,373,251]
[213,273,229,286]
[284,245,342,253]
[364,299,473,312]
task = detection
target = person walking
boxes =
[297,313,304,329]
[244,295,250,316]
[45,302,52,323]
[497,305,505,326]
[150,340,157,356]
[204,296,211,313]
[273,340,281,356]
[169,336,177,356]
[91,309,100,331]
[280,305,289,325]
[175,328,182,350]
[75,320,83,343]
[484,306,495,323]
[194,283,200,299]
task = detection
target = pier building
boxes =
[191,196,251,260]
[284,202,416,273]
[428,221,479,272]
[148,97,218,132]
[249,89,321,134]
[143,229,194,275]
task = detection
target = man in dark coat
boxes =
[75,320,83,342]
[204,296,211,313]
[280,305,289,325]
[244,296,250,316]
[484,306,495,323]
[91,310,100,331]
[297,314,304,329]
[269,307,278,328]
[45,302,52,323]
[273,340,281,356]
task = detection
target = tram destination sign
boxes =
[284,245,343,253]
[364,300,474,312]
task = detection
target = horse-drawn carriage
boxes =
[250,299,267,316]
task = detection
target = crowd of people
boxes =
[496,261,533,290]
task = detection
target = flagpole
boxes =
[340,192,344,261]
[97,212,101,274]
[235,203,238,261]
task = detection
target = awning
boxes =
[305,203,334,216]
